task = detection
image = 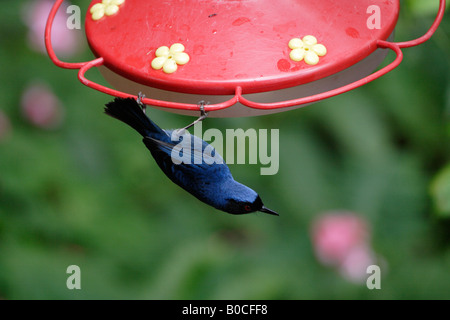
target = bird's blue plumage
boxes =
[104,97,277,216]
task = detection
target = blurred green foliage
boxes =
[0,1,449,299]
[431,164,450,217]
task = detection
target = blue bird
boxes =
[104,97,278,216]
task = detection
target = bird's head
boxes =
[224,193,278,216]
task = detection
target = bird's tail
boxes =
[104,97,165,137]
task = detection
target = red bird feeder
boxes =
[46,0,446,117]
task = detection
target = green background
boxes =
[0,0,449,299]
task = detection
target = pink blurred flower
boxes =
[22,0,83,56]
[338,244,376,283]
[21,82,65,130]
[311,212,369,266]
[0,110,12,142]
[311,211,384,284]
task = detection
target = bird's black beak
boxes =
[259,206,279,216]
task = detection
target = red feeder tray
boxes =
[46,0,446,117]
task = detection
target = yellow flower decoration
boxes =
[151,43,190,74]
[90,0,125,21]
[288,35,327,65]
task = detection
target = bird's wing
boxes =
[142,136,230,181]
[143,134,225,167]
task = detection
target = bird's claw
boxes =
[198,100,209,119]
[137,92,147,114]
[175,101,209,136]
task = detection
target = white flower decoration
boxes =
[151,43,190,74]
[90,0,125,21]
[289,35,327,65]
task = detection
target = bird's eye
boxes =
[244,205,252,212]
